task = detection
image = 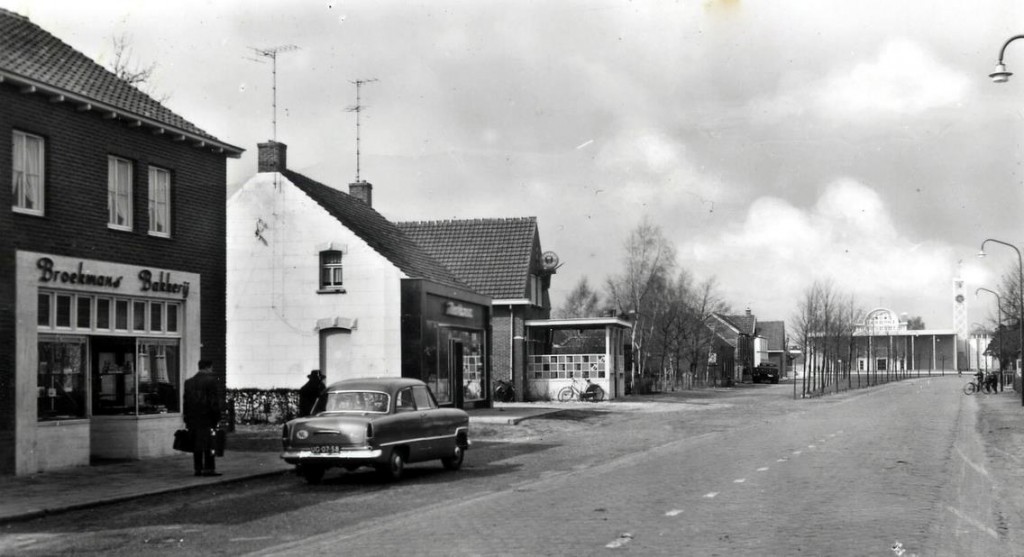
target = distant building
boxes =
[227,142,491,408]
[1,8,242,475]
[397,218,553,400]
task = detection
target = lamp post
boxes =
[989,35,1024,82]
[977,288,1004,387]
[979,238,1024,405]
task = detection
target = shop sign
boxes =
[36,257,190,298]
[444,301,474,319]
[37,257,123,288]
[138,269,190,298]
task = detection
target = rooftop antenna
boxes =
[246,45,300,142]
[346,78,378,182]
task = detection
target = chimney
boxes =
[349,180,372,206]
[745,307,752,316]
[258,141,287,173]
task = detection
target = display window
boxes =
[423,322,485,405]
[37,289,183,419]
[38,336,87,420]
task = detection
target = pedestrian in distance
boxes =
[298,369,326,417]
[985,370,999,394]
[183,359,223,477]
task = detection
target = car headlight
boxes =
[296,429,309,440]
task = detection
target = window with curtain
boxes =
[320,250,344,289]
[148,166,171,237]
[12,130,45,215]
[108,156,133,230]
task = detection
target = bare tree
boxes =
[605,217,677,393]
[556,277,601,318]
[108,33,169,102]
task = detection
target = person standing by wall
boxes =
[298,370,326,417]
[184,359,222,477]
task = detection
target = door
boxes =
[320,328,352,382]
[449,339,464,408]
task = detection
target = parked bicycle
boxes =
[963,379,982,395]
[964,371,997,395]
[557,377,605,402]
[493,379,516,403]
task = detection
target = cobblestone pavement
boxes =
[243,376,1021,557]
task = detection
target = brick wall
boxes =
[0,86,231,474]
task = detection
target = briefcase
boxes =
[214,428,226,457]
[173,429,193,452]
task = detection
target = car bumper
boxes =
[281,448,383,464]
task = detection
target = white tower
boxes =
[953,277,968,370]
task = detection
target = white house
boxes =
[227,142,490,407]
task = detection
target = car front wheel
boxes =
[442,445,464,471]
[376,449,405,481]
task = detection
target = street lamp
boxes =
[989,35,1024,82]
[976,288,1004,388]
[978,238,1024,406]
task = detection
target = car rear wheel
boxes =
[376,449,405,481]
[300,464,325,485]
[442,445,464,471]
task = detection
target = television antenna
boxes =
[246,44,300,142]
[346,78,378,182]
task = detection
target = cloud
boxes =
[682,177,954,321]
[749,38,971,123]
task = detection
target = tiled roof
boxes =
[0,8,240,155]
[723,314,757,336]
[758,321,786,351]
[397,218,538,300]
[281,170,474,292]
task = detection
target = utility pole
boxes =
[247,45,300,142]
[346,79,378,182]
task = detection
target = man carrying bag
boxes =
[183,359,223,477]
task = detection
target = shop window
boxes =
[38,293,51,327]
[319,250,344,290]
[12,130,45,216]
[76,297,91,328]
[166,303,178,332]
[115,299,129,330]
[92,338,180,416]
[97,298,111,330]
[133,301,146,331]
[38,336,87,421]
[148,166,171,237]
[108,156,133,230]
[55,294,72,328]
[151,302,163,332]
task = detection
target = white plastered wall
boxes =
[227,172,405,389]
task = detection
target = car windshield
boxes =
[322,390,390,414]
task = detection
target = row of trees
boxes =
[556,219,730,392]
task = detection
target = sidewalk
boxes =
[0,405,563,524]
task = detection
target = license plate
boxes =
[311,445,343,454]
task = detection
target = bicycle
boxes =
[557,377,605,402]
[963,374,993,395]
[493,379,516,403]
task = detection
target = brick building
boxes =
[0,9,242,474]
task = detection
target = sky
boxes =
[4,0,1024,330]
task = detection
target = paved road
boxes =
[1,377,1016,556]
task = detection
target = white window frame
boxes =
[108,156,133,231]
[148,166,171,237]
[12,130,45,216]
[320,250,344,290]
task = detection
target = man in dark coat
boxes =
[183,359,222,476]
[298,369,326,417]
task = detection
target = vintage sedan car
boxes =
[281,377,470,484]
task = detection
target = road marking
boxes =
[703,492,719,498]
[733,478,746,483]
[945,506,999,539]
[606,533,634,548]
[955,446,990,477]
[792,450,802,455]
[777,458,787,463]
[757,467,769,472]
[807,445,817,449]
[665,509,684,517]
